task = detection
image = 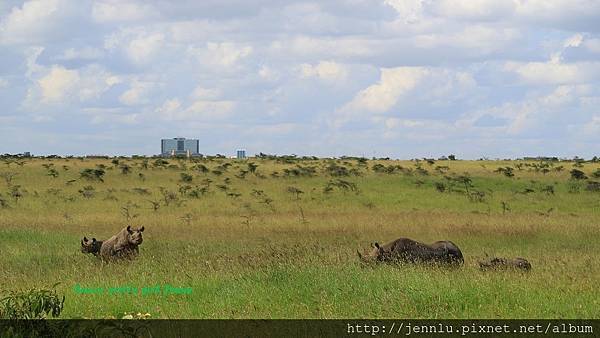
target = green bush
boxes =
[0,284,64,319]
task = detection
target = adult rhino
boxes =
[357,237,464,265]
[99,225,145,261]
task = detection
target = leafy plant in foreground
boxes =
[0,284,65,319]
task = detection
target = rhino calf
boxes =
[478,257,531,271]
[80,237,103,256]
[358,237,464,265]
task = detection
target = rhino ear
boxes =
[127,225,132,233]
[140,226,145,232]
[374,242,381,249]
[83,236,88,242]
[92,238,97,243]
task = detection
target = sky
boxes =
[1,0,599,159]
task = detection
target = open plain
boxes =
[0,156,598,318]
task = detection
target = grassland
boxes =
[0,156,599,319]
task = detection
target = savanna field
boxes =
[0,156,599,319]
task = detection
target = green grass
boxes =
[0,157,599,318]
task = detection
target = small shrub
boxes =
[153,159,169,168]
[283,165,317,177]
[132,187,150,195]
[494,167,514,178]
[10,185,23,202]
[570,169,587,180]
[247,162,259,174]
[468,190,486,203]
[568,182,582,193]
[586,181,600,192]
[541,185,555,195]
[0,285,65,319]
[325,163,350,177]
[194,164,209,173]
[47,168,59,178]
[80,168,105,182]
[323,179,359,195]
[286,186,304,200]
[434,182,446,193]
[435,166,450,174]
[159,187,180,206]
[180,173,193,183]
[0,194,8,208]
[78,186,95,198]
[119,164,131,175]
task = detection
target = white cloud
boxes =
[341,67,427,114]
[384,0,424,24]
[564,33,584,48]
[188,42,252,68]
[582,115,600,135]
[92,0,159,23]
[25,46,44,78]
[185,100,234,119]
[258,65,280,82]
[191,86,220,100]
[583,38,600,53]
[155,97,234,121]
[384,118,425,129]
[414,25,520,54]
[56,47,104,61]
[333,66,479,129]
[272,36,375,59]
[505,59,600,85]
[119,80,154,105]
[91,113,140,125]
[126,32,165,65]
[79,65,121,101]
[459,84,590,135]
[81,107,140,125]
[248,123,300,135]
[0,0,61,44]
[299,61,348,82]
[155,98,182,116]
[25,64,120,107]
[514,0,600,22]
[429,0,515,21]
[0,78,8,89]
[104,28,167,65]
[37,66,80,103]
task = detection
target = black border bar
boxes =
[0,319,598,337]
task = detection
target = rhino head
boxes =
[357,242,386,263]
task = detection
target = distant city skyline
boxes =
[1,1,599,159]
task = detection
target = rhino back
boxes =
[99,232,121,258]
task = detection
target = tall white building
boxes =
[161,138,199,157]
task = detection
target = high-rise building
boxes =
[161,138,199,157]
[236,149,246,159]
